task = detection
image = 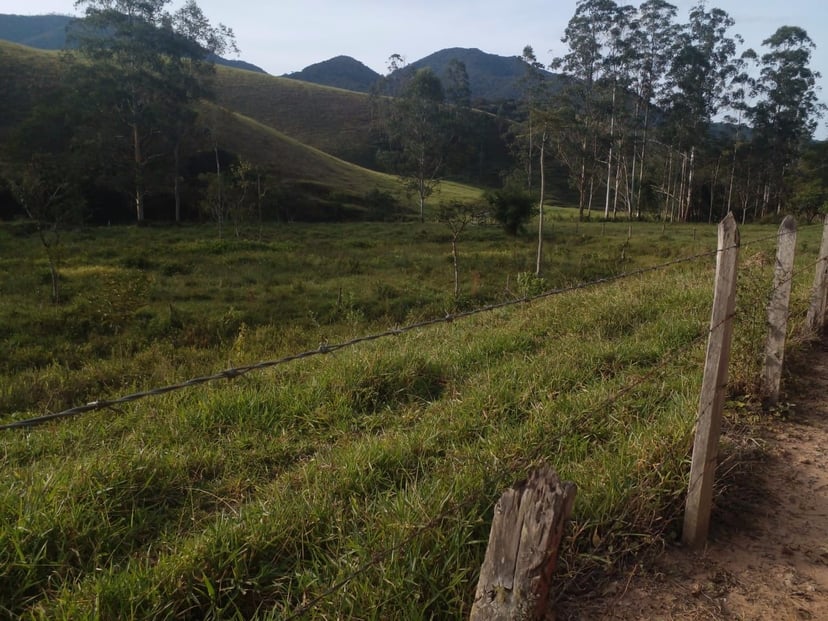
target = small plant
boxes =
[516,271,548,297]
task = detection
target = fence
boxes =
[2,214,827,619]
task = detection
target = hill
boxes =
[283,55,381,93]
[214,66,379,166]
[0,40,483,220]
[406,47,563,103]
[284,47,565,103]
[0,13,268,74]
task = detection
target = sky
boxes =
[4,0,828,134]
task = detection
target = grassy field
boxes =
[0,215,821,619]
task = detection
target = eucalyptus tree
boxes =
[750,26,825,215]
[552,0,623,220]
[595,1,637,219]
[660,2,742,221]
[628,0,680,217]
[383,68,448,222]
[70,0,236,223]
[517,45,555,273]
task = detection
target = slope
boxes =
[0,40,482,217]
[213,65,378,167]
[0,13,267,73]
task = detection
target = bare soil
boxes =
[560,340,828,621]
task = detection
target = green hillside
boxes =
[0,41,63,141]
[213,66,382,167]
[0,40,483,219]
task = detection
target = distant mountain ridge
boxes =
[1,14,566,100]
[284,47,563,102]
[0,13,268,74]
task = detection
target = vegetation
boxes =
[0,0,825,617]
[542,0,825,223]
[0,217,823,617]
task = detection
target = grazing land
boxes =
[0,217,822,618]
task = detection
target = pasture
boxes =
[0,214,820,618]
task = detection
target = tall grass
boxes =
[0,218,821,618]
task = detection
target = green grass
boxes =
[0,218,822,618]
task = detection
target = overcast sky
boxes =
[4,0,827,134]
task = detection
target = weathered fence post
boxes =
[683,213,739,548]
[470,467,576,621]
[806,214,828,336]
[760,216,797,406]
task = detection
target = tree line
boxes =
[2,0,825,243]
[515,0,825,224]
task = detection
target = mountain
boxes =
[0,13,70,49]
[0,13,268,74]
[283,55,381,93]
[285,47,564,104]
[406,47,563,103]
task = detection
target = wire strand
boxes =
[0,245,721,431]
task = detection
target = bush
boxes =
[485,185,533,235]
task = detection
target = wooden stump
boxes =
[470,467,576,621]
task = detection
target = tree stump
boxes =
[470,467,577,621]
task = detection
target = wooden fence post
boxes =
[806,214,828,336]
[470,467,576,621]
[760,216,797,406]
[683,213,739,548]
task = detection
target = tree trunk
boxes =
[174,140,181,223]
[536,134,546,276]
[133,123,145,223]
[604,86,617,220]
[708,155,721,224]
[452,234,460,298]
[683,146,696,222]
[636,104,651,217]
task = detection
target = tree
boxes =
[552,0,621,221]
[383,67,448,222]
[444,58,471,108]
[516,46,555,273]
[71,0,236,223]
[8,157,85,303]
[438,201,481,298]
[629,0,680,217]
[661,2,742,221]
[4,82,94,303]
[790,141,828,221]
[750,26,825,215]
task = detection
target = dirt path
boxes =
[561,341,828,620]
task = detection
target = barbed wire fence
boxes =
[281,222,818,619]
[1,242,745,432]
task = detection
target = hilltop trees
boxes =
[70,0,236,223]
